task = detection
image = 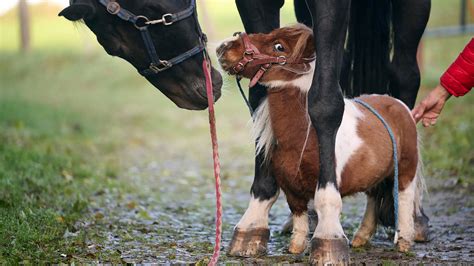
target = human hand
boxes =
[412,84,452,127]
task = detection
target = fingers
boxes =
[422,117,437,127]
[412,103,426,123]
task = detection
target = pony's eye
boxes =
[274,43,285,52]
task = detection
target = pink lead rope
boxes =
[203,57,223,266]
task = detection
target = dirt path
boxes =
[65,151,474,264]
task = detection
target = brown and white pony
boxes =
[217,24,425,255]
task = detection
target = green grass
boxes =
[0,1,473,263]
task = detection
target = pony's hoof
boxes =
[396,237,412,253]
[414,211,431,242]
[351,235,369,248]
[227,228,270,257]
[310,237,350,265]
[289,238,307,254]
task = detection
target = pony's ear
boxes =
[59,3,95,21]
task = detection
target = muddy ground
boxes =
[64,147,474,264]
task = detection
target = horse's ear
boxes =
[59,3,95,21]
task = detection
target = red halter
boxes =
[231,32,314,87]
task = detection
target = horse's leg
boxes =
[389,0,431,109]
[396,176,417,252]
[228,0,284,257]
[306,0,350,264]
[389,0,431,243]
[294,0,312,27]
[352,195,377,248]
[285,193,310,254]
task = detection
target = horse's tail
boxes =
[374,136,425,228]
[414,137,426,219]
[341,0,392,97]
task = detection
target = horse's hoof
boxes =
[396,237,412,253]
[227,228,270,257]
[289,237,307,254]
[351,235,369,248]
[310,237,350,265]
[414,211,431,242]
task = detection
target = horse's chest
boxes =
[271,132,319,200]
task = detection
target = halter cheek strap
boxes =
[98,0,206,76]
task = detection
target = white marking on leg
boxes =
[312,184,346,240]
[236,191,279,230]
[335,100,364,185]
[289,212,309,254]
[353,196,377,244]
[397,177,417,244]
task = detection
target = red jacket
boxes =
[440,38,474,97]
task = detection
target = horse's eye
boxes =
[274,43,284,52]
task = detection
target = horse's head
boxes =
[59,0,222,110]
[217,24,315,88]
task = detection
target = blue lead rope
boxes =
[353,98,399,244]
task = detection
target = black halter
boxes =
[97,0,206,76]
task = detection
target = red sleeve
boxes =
[440,38,474,97]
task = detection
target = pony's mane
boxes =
[250,24,316,163]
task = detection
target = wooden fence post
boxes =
[19,0,31,53]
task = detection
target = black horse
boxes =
[229,0,430,263]
[59,0,223,110]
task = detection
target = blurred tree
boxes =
[19,0,30,52]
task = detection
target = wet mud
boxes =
[65,152,474,264]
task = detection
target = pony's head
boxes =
[59,0,222,110]
[217,24,315,89]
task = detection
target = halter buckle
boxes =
[150,61,172,73]
[134,16,150,29]
[233,62,245,73]
[162,13,174,25]
[106,1,121,15]
[277,56,287,65]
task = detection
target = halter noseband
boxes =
[231,32,315,88]
[98,0,206,76]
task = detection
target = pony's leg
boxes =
[228,188,279,257]
[289,212,309,254]
[352,195,377,248]
[389,0,431,108]
[286,193,310,254]
[281,200,317,234]
[396,176,417,252]
[306,0,350,264]
[228,0,283,257]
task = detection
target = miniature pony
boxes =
[217,24,424,255]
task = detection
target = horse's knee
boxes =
[308,90,345,133]
[389,59,420,108]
